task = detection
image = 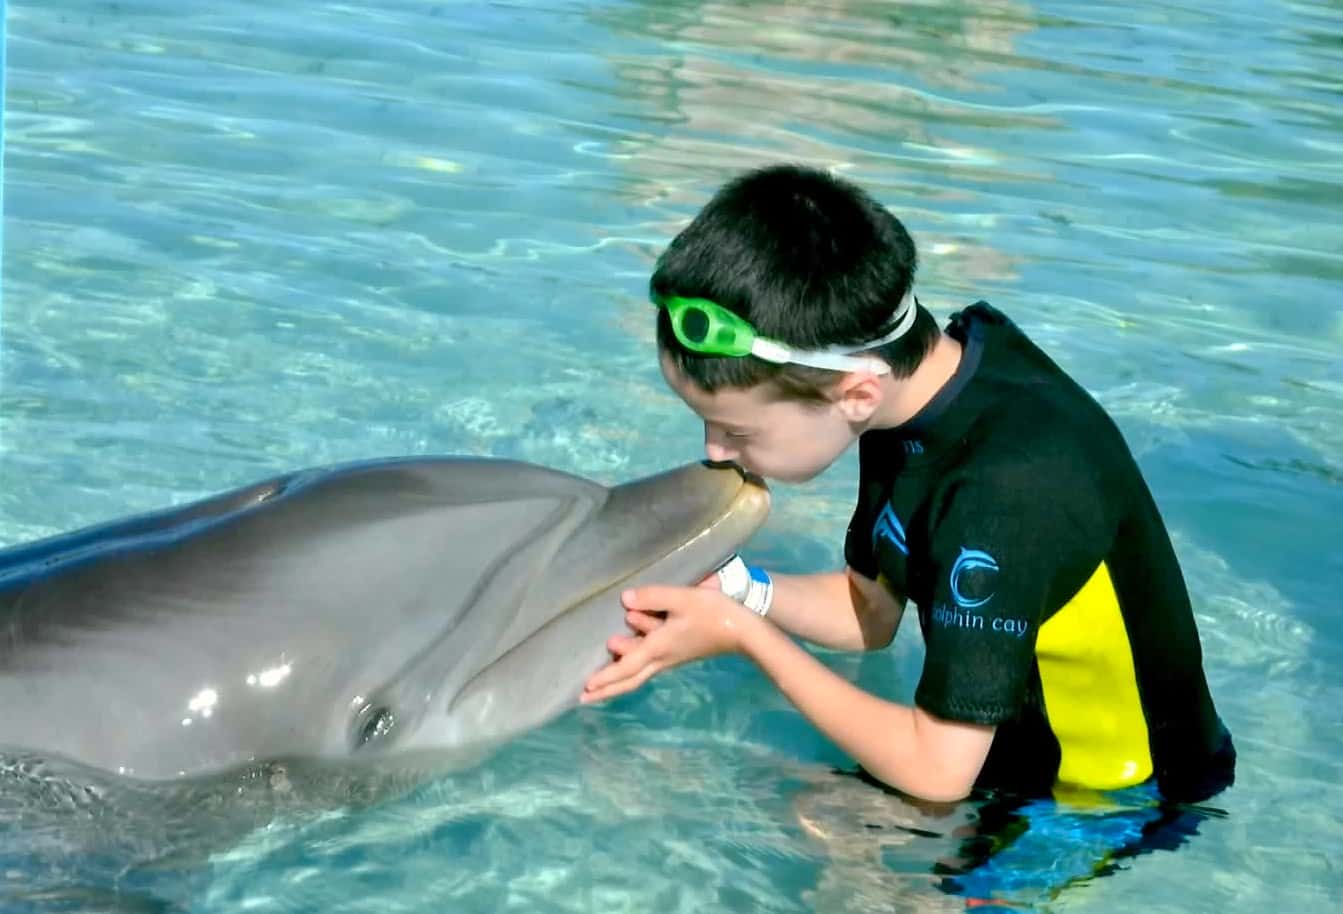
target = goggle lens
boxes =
[681,307,711,344]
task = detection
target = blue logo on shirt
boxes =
[950,548,998,609]
[872,503,908,555]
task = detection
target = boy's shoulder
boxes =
[856,299,1145,522]
[951,302,1132,475]
[903,302,1146,541]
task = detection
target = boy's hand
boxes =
[580,584,758,704]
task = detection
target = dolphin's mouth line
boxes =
[526,475,763,623]
[349,494,591,751]
[442,477,768,715]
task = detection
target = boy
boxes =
[581,164,1235,806]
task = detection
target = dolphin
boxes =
[0,456,770,784]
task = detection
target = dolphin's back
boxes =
[0,457,605,780]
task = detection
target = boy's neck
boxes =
[868,331,964,431]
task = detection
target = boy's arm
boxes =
[739,609,994,802]
[584,584,992,803]
[761,568,905,651]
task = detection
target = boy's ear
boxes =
[832,372,883,423]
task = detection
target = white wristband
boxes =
[714,554,774,617]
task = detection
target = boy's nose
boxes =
[703,426,738,464]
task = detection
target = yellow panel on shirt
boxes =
[1036,562,1153,790]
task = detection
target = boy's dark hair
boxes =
[652,164,939,403]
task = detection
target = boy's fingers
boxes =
[580,662,659,705]
[620,587,661,611]
[605,633,641,655]
[585,643,654,693]
[621,584,711,612]
[625,610,662,634]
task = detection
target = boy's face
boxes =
[659,353,865,484]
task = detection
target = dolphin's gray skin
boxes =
[0,456,769,783]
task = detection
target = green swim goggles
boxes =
[654,290,917,374]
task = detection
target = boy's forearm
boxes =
[737,614,990,802]
[764,572,863,649]
[764,571,899,651]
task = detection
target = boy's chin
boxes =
[768,463,830,485]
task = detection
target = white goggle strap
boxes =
[747,290,919,375]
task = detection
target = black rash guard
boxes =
[844,303,1235,802]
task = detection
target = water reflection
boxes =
[593,0,1038,296]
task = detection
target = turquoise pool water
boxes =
[2,0,1340,911]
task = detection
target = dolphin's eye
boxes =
[352,704,396,749]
